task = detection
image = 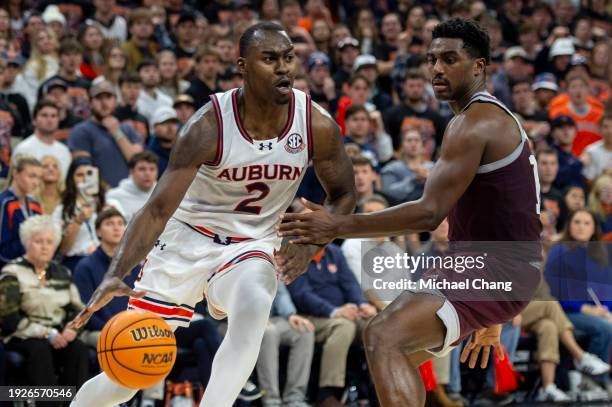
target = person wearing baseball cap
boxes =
[42,78,81,141]
[532,73,559,112]
[333,37,360,91]
[173,94,195,126]
[548,37,575,81]
[146,106,179,175]
[549,114,585,189]
[69,79,143,187]
[307,51,336,111]
[353,54,392,112]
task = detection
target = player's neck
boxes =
[449,81,486,114]
[239,87,288,132]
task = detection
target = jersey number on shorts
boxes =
[234,182,270,215]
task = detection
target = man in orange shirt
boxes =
[548,72,604,156]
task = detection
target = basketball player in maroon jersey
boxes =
[277,18,542,406]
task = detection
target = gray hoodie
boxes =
[106,177,154,223]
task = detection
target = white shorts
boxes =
[128,217,280,327]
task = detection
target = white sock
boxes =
[200,259,277,407]
[71,371,138,407]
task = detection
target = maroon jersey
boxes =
[448,92,542,246]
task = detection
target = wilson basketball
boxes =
[97,310,177,389]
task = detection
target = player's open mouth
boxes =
[274,79,292,94]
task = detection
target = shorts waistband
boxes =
[178,220,252,245]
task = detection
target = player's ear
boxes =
[237,57,246,75]
[473,58,486,77]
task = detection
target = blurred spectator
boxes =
[545,209,612,389]
[332,37,359,92]
[537,147,563,232]
[136,59,173,126]
[158,50,189,100]
[352,155,384,205]
[558,185,587,231]
[288,243,376,406]
[374,13,402,80]
[88,0,127,41]
[12,101,70,177]
[0,215,88,389]
[42,78,82,142]
[173,94,196,127]
[38,37,90,121]
[581,113,612,182]
[101,43,128,99]
[354,54,392,113]
[590,41,610,82]
[19,13,45,60]
[259,0,281,21]
[68,80,143,187]
[107,151,158,223]
[78,24,105,80]
[123,8,157,73]
[0,156,42,265]
[307,51,336,113]
[0,9,13,51]
[492,46,532,108]
[216,34,237,72]
[311,19,333,55]
[352,9,378,56]
[587,174,612,233]
[256,282,314,407]
[510,77,549,143]
[146,106,180,176]
[549,73,604,156]
[73,208,138,346]
[0,51,31,126]
[186,47,221,109]
[518,22,542,61]
[549,115,585,190]
[41,5,65,51]
[33,155,64,215]
[343,104,378,166]
[383,68,446,152]
[337,73,375,123]
[218,66,243,92]
[532,73,559,116]
[279,0,315,59]
[172,13,198,77]
[53,158,121,271]
[381,128,433,204]
[21,27,59,111]
[115,72,149,143]
[536,35,574,81]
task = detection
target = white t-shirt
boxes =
[12,134,72,178]
[583,141,612,181]
[136,89,173,128]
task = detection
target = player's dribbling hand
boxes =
[274,237,320,284]
[68,276,145,330]
[460,324,504,369]
[277,198,338,245]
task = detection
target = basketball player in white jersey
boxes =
[68,22,356,407]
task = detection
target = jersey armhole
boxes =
[306,94,313,161]
[204,94,223,167]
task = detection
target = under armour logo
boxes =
[154,240,167,250]
[258,142,273,151]
[213,234,232,246]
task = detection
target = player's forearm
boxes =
[336,200,439,238]
[325,190,357,216]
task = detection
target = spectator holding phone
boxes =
[52,158,122,270]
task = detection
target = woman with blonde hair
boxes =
[34,155,65,215]
[21,26,59,110]
[588,174,612,233]
[157,50,189,100]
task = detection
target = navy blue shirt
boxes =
[73,246,140,331]
[68,119,141,187]
[552,143,585,190]
[146,135,170,177]
[287,244,366,318]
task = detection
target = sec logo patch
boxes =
[285,133,305,154]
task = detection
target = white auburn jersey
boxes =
[172,88,313,241]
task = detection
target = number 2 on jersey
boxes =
[234,182,270,215]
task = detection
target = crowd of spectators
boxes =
[0,0,610,406]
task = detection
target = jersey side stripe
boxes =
[204,94,224,166]
[306,94,313,161]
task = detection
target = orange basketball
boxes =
[97,310,177,389]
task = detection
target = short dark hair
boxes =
[194,46,221,63]
[351,155,375,169]
[358,194,389,212]
[59,37,83,55]
[33,100,59,118]
[535,146,557,161]
[348,74,371,88]
[432,18,491,64]
[404,68,426,82]
[510,77,532,91]
[239,21,286,57]
[119,72,142,86]
[128,151,159,169]
[345,104,369,121]
[95,208,126,230]
[137,59,157,72]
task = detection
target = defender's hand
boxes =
[275,237,320,284]
[460,324,504,369]
[277,198,339,245]
[68,276,145,329]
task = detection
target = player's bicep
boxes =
[145,104,219,218]
[311,109,355,202]
[420,125,485,220]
